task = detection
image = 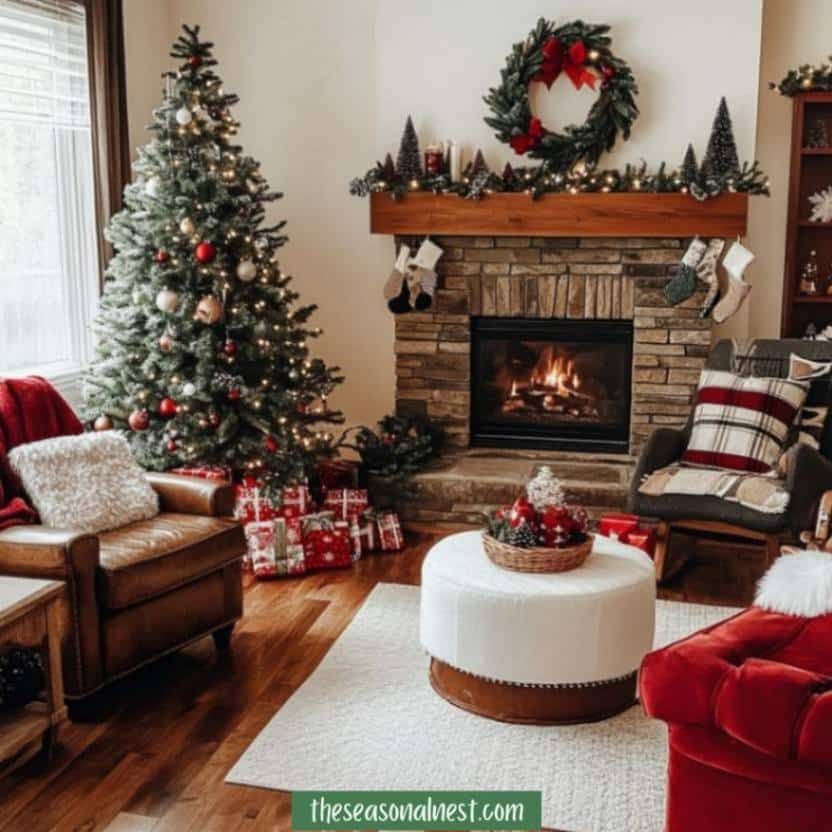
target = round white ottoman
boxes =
[420,530,656,724]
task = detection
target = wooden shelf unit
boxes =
[782,92,832,336]
[369,191,748,238]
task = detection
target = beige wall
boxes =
[123,1,768,428]
[746,0,832,341]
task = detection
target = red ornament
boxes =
[509,495,537,528]
[195,241,217,264]
[223,339,238,357]
[264,436,279,453]
[155,249,170,264]
[227,387,242,401]
[159,397,178,418]
[601,65,615,82]
[208,412,221,427]
[188,55,202,69]
[128,409,149,431]
[167,439,178,452]
[159,334,174,352]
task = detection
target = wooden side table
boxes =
[0,576,66,779]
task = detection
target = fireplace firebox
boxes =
[470,318,633,453]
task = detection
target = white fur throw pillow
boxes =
[755,550,832,617]
[8,432,159,534]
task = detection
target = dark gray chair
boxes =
[629,338,832,580]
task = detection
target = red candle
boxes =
[424,145,443,175]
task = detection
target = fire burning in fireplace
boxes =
[502,346,601,420]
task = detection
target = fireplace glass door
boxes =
[470,318,633,452]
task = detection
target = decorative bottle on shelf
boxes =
[800,250,820,296]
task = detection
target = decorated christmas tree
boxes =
[681,143,699,185]
[84,25,343,492]
[396,116,421,181]
[701,97,740,180]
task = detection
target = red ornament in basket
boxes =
[323,488,369,521]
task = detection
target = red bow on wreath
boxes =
[535,37,597,90]
[509,117,543,155]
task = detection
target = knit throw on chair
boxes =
[0,377,83,530]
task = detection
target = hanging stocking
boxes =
[665,238,706,306]
[696,238,725,318]
[384,245,410,302]
[712,241,754,323]
[406,267,437,310]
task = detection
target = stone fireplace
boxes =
[393,233,714,525]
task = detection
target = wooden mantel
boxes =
[369,191,748,238]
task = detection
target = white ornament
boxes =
[155,288,180,313]
[525,466,566,511]
[179,217,196,235]
[131,289,143,305]
[236,259,257,282]
[145,176,162,198]
[809,186,832,223]
[175,107,193,126]
[182,382,196,397]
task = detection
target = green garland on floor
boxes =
[349,158,770,201]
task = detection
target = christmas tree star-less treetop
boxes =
[84,24,343,493]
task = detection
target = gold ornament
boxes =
[179,216,196,235]
[194,294,224,324]
[94,414,113,431]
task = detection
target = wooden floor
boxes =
[0,525,767,832]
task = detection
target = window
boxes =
[0,0,100,379]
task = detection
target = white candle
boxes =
[447,140,462,182]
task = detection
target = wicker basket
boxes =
[482,531,593,574]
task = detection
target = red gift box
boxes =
[350,513,377,558]
[376,511,404,552]
[624,526,656,557]
[303,525,352,570]
[324,488,369,521]
[245,518,307,579]
[170,465,232,482]
[234,481,280,526]
[599,512,640,542]
[280,484,312,516]
[317,458,361,490]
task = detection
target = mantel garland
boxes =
[483,18,638,170]
[772,59,832,96]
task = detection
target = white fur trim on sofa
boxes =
[9,431,159,534]
[755,550,832,617]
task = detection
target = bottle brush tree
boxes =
[680,143,699,186]
[701,97,740,180]
[84,25,344,493]
[396,115,421,182]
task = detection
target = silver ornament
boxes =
[155,288,180,313]
[236,259,257,282]
[175,107,193,125]
[182,382,196,397]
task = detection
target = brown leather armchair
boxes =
[0,472,246,702]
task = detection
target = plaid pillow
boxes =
[682,369,808,473]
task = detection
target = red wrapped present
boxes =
[376,511,404,552]
[599,512,640,542]
[280,484,312,516]
[246,518,307,579]
[169,464,232,482]
[317,458,361,490]
[624,526,656,557]
[303,524,352,571]
[323,488,369,521]
[350,512,377,558]
[234,481,280,526]
[286,516,303,546]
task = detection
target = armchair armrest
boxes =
[782,443,832,534]
[146,472,236,517]
[628,427,687,511]
[0,526,102,696]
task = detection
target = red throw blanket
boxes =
[0,377,83,530]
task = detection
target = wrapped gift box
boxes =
[246,518,307,579]
[234,481,280,526]
[303,525,352,571]
[300,511,336,535]
[280,484,312,516]
[323,488,369,521]
[350,512,377,558]
[317,458,362,491]
[624,526,656,557]
[169,465,232,482]
[376,511,404,552]
[599,512,640,542]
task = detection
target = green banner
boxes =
[291,790,542,830]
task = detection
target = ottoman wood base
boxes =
[429,658,637,725]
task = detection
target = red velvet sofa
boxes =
[640,606,832,832]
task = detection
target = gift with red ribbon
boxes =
[376,511,404,552]
[169,464,232,482]
[324,488,369,522]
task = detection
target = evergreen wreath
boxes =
[484,18,639,171]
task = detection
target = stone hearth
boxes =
[393,234,713,524]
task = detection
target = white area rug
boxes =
[227,583,739,832]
